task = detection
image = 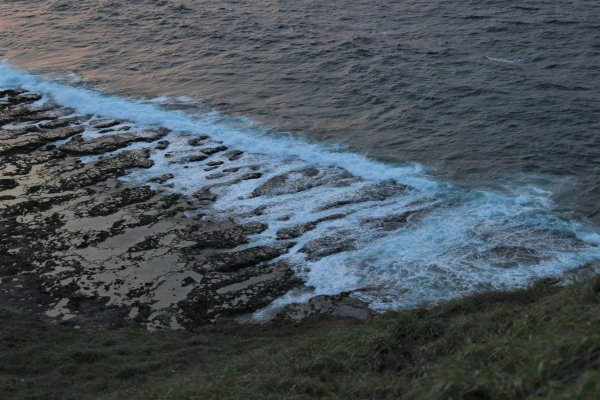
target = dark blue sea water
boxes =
[2,0,600,310]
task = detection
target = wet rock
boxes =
[275,292,374,322]
[1,152,59,177]
[0,104,59,126]
[188,136,209,146]
[239,172,263,181]
[99,125,131,133]
[193,188,218,202]
[206,172,230,180]
[149,173,174,184]
[91,119,123,129]
[61,297,131,330]
[155,140,170,150]
[0,124,42,139]
[61,129,168,155]
[0,196,73,218]
[41,125,86,141]
[89,187,157,216]
[201,243,293,272]
[0,125,84,155]
[558,263,600,286]
[184,221,266,250]
[319,181,407,211]
[276,213,346,240]
[216,262,303,313]
[180,261,302,324]
[201,145,228,155]
[0,89,311,331]
[39,115,90,129]
[485,246,543,268]
[252,206,267,216]
[50,149,154,191]
[185,154,208,162]
[0,130,20,141]
[252,167,354,197]
[0,89,25,98]
[0,178,18,191]
[0,92,42,109]
[181,276,197,287]
[362,209,425,231]
[225,150,243,161]
[299,232,356,261]
[15,93,42,104]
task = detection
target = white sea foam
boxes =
[485,56,524,64]
[147,95,204,105]
[0,61,432,187]
[2,62,599,318]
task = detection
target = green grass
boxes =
[2,276,600,399]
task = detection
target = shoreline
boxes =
[0,88,376,330]
[2,87,599,332]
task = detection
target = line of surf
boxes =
[0,61,435,190]
[4,62,600,318]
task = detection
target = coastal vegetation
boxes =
[2,275,599,399]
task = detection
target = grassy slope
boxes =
[2,277,600,400]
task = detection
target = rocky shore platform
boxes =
[3,87,596,332]
[0,88,378,330]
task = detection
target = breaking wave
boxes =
[2,62,599,315]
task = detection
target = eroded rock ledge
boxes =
[0,88,374,330]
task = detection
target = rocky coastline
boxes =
[0,88,373,330]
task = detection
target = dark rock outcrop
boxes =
[0,88,309,330]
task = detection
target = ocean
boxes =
[2,0,600,313]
